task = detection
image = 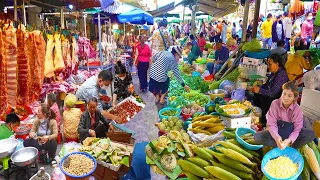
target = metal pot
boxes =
[0,138,19,159]
[208,89,226,100]
[29,172,51,180]
[11,147,38,167]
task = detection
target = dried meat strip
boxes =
[4,24,17,109]
[0,30,7,114]
[16,25,30,104]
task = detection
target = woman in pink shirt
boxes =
[135,35,151,92]
[254,81,314,149]
[301,12,314,49]
[47,93,61,133]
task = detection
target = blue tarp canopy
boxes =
[117,7,154,25]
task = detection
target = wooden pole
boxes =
[191,6,196,34]
[241,0,250,41]
[14,0,17,21]
[252,0,261,38]
[98,13,103,69]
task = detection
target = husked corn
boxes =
[265,156,298,179]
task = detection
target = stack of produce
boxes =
[168,96,190,109]
[179,138,262,180]
[182,93,210,107]
[216,101,253,117]
[145,130,193,179]
[183,75,210,94]
[188,115,225,135]
[160,109,180,117]
[157,117,184,133]
[168,78,186,97]
[242,38,262,51]
[300,141,320,179]
[109,99,143,123]
[79,137,131,167]
[209,67,240,90]
[182,103,203,116]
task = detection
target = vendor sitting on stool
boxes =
[24,103,58,163]
[254,81,315,149]
[185,41,202,65]
[206,39,229,74]
[250,54,289,126]
[78,98,114,143]
[0,113,20,140]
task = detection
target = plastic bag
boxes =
[52,165,66,180]
[187,124,224,146]
[59,142,81,157]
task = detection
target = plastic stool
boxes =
[0,156,11,180]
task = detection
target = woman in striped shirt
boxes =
[149,46,190,104]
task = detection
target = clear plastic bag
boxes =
[52,165,66,180]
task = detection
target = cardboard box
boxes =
[92,133,135,180]
[313,120,320,137]
[221,116,251,128]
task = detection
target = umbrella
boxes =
[117,7,154,25]
[68,0,114,10]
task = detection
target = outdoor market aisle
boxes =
[122,74,166,180]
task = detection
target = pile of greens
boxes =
[183,75,210,93]
[309,48,320,69]
[209,67,240,90]
[79,138,131,167]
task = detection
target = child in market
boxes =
[112,61,134,107]
[254,81,315,149]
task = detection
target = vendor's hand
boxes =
[282,139,291,149]
[41,136,49,144]
[29,132,36,139]
[251,86,260,94]
[276,137,284,149]
[109,123,114,132]
[304,41,307,46]
[114,116,123,124]
[184,85,190,92]
[89,129,96,137]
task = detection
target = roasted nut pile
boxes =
[63,154,94,176]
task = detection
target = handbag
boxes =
[159,29,168,50]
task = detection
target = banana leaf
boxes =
[154,159,182,180]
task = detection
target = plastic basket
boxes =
[262,147,304,180]
[158,107,181,120]
[235,127,263,150]
[244,49,271,59]
[59,152,97,179]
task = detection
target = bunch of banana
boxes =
[188,115,225,135]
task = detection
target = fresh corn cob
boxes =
[210,160,254,179]
[309,142,320,164]
[205,149,254,174]
[189,128,211,135]
[178,159,210,178]
[188,157,211,168]
[302,156,311,180]
[192,146,214,161]
[304,145,320,179]
[217,141,253,159]
[204,166,241,180]
[216,146,254,165]
[206,126,225,134]
[184,171,202,180]
[223,131,236,139]
[225,139,260,157]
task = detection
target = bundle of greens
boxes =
[309,48,320,69]
[242,38,262,51]
[79,138,131,167]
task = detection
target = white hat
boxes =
[169,46,183,57]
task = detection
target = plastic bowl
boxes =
[235,127,263,150]
[59,152,97,179]
[262,147,304,180]
[158,107,181,120]
[181,110,192,121]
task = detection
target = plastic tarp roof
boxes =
[149,0,239,18]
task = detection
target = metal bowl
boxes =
[29,172,51,180]
[0,138,19,159]
[11,147,38,167]
[208,89,226,100]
